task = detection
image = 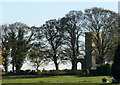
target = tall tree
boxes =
[40,19,64,70]
[28,26,49,72]
[83,7,118,64]
[61,10,83,71]
[8,22,34,73]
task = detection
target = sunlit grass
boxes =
[2,75,113,84]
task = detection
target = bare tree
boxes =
[83,7,118,63]
[40,19,64,70]
[28,42,48,72]
[60,10,84,71]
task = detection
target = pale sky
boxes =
[0,1,119,71]
[1,2,118,27]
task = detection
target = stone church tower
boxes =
[84,32,96,69]
[77,32,98,69]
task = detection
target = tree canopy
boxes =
[1,7,118,73]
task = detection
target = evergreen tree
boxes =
[112,44,120,82]
[8,22,34,73]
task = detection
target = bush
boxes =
[89,69,97,76]
[51,70,67,75]
[96,63,111,76]
[82,69,90,75]
[5,69,92,76]
[41,70,67,75]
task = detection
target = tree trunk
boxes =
[5,64,8,73]
[72,45,77,71]
[100,56,104,64]
[54,60,58,70]
[36,63,39,72]
[12,63,14,73]
[71,31,77,71]
[72,55,77,71]
[16,64,20,73]
[53,54,58,70]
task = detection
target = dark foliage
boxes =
[112,44,120,81]
[96,63,111,76]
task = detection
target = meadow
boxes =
[2,75,114,85]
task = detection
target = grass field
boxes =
[2,75,113,84]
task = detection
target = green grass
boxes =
[2,75,113,84]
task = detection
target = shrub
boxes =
[37,69,92,76]
[96,63,111,76]
[86,69,90,75]
[89,69,97,76]
[41,70,86,75]
[81,69,90,75]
